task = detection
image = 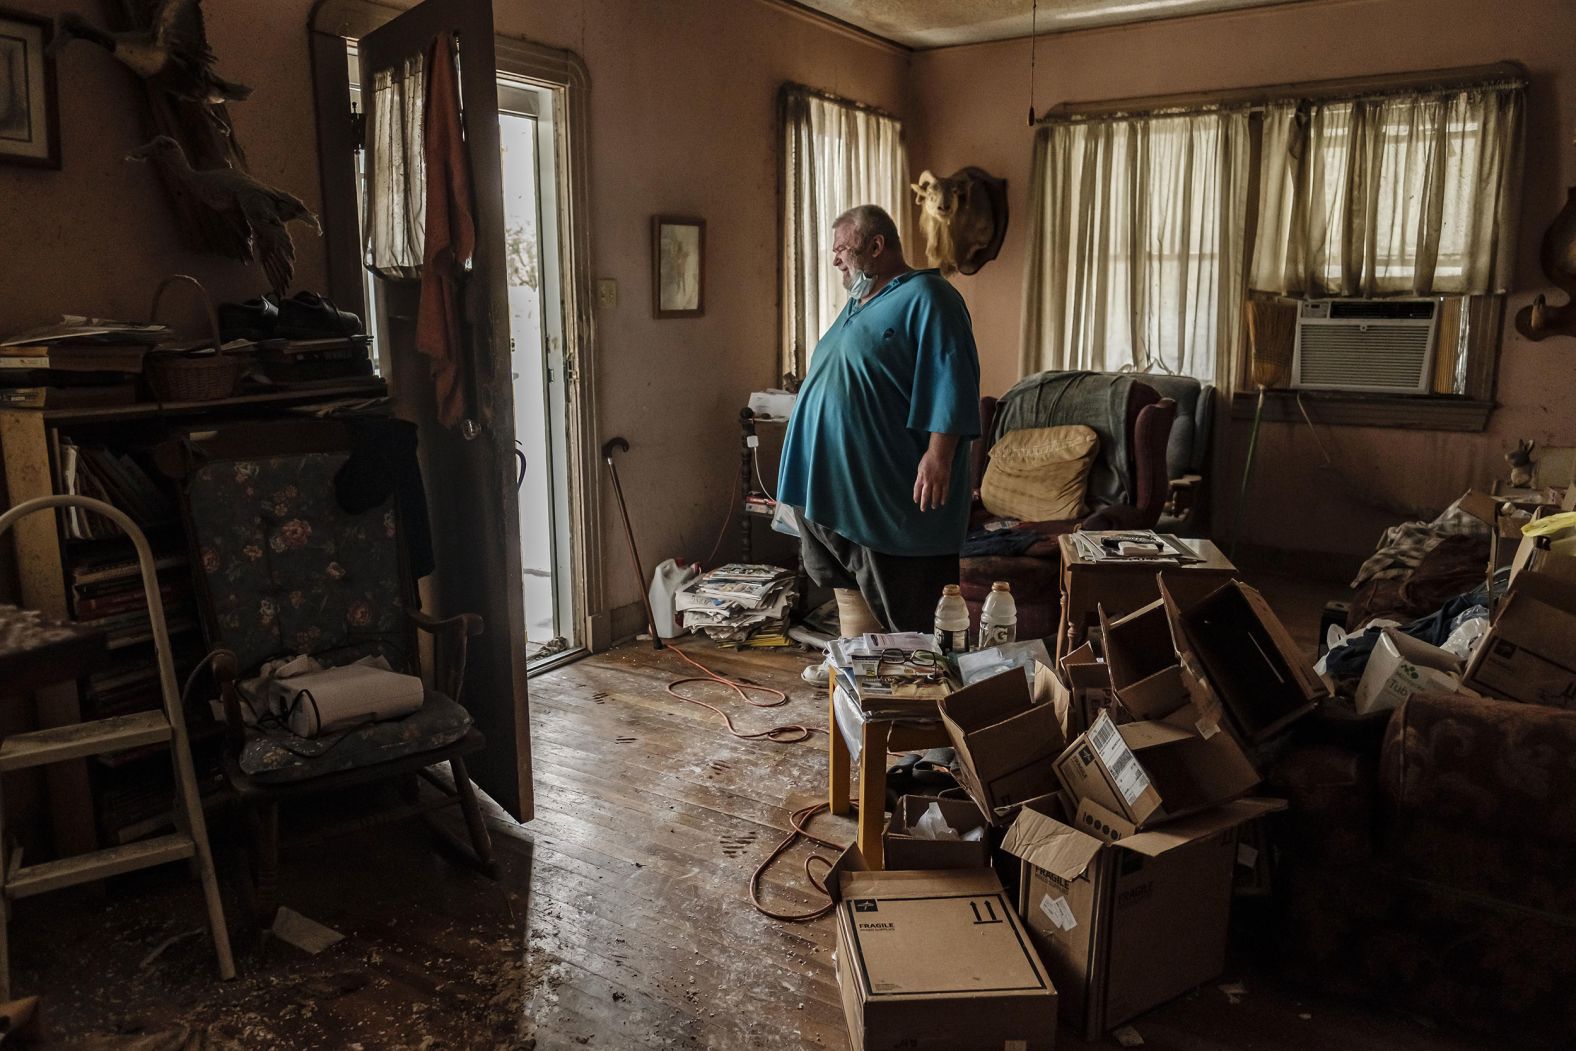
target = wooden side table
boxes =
[1056,533,1238,661]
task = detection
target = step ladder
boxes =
[0,495,234,998]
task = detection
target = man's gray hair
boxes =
[834,204,902,254]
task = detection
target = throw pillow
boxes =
[980,424,1099,522]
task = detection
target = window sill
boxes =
[1229,390,1494,432]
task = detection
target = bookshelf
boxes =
[0,379,386,853]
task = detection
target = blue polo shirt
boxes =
[778,269,981,557]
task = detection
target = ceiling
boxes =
[790,0,1313,48]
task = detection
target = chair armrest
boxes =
[408,610,484,703]
[211,648,250,747]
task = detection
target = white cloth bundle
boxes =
[262,657,425,737]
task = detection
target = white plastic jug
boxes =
[649,558,700,638]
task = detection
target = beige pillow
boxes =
[980,424,1099,522]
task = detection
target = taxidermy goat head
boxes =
[1507,438,1535,488]
[910,167,1007,277]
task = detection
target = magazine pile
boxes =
[676,564,797,645]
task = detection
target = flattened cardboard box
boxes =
[1463,570,1576,709]
[830,852,1057,1051]
[1053,709,1259,828]
[940,667,1066,824]
[884,795,992,871]
[1000,796,1283,1038]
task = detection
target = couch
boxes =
[960,371,1176,639]
[1268,691,1576,1047]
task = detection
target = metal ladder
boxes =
[0,495,234,997]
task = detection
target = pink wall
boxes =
[909,0,1576,563]
[0,0,911,617]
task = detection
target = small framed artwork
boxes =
[0,9,59,169]
[652,216,705,319]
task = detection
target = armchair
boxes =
[960,371,1177,638]
[161,418,495,925]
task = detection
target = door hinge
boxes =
[350,103,365,153]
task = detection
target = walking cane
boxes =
[602,437,664,650]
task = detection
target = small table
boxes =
[1056,533,1238,661]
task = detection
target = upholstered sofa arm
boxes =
[1381,691,1576,849]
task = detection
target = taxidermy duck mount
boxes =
[51,0,253,257]
[1515,183,1576,341]
[127,136,320,296]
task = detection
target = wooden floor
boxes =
[11,594,1503,1050]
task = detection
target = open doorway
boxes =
[342,47,587,673]
[498,77,579,667]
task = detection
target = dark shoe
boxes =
[276,292,364,340]
[217,296,278,343]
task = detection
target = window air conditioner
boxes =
[1291,298,1438,394]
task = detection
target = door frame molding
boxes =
[309,0,606,652]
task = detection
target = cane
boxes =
[602,437,664,650]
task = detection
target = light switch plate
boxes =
[597,279,617,307]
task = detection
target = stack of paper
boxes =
[828,632,954,706]
[677,564,797,644]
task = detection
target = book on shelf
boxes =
[0,383,139,409]
[56,438,178,538]
[0,343,148,373]
[73,581,187,620]
[72,552,188,587]
[1,316,170,347]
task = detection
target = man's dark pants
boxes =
[797,514,959,633]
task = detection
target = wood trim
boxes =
[1038,60,1528,124]
[1228,389,1495,432]
[752,0,910,55]
[780,80,903,124]
[307,29,367,322]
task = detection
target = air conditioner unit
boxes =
[1291,299,1438,394]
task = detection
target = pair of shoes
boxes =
[217,292,365,343]
[801,658,831,687]
[277,291,364,340]
[217,296,277,342]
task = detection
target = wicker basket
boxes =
[145,274,247,402]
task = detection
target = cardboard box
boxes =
[1463,571,1576,709]
[1060,642,1113,734]
[1159,578,1324,742]
[939,668,1067,824]
[1000,796,1282,1038]
[830,852,1057,1051]
[1052,709,1259,828]
[1098,599,1192,722]
[884,796,992,871]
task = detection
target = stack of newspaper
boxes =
[676,563,797,645]
[828,632,954,707]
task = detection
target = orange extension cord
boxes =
[659,643,846,922]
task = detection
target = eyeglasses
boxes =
[875,648,943,680]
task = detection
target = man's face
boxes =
[832,224,877,290]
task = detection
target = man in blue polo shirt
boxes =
[779,204,981,662]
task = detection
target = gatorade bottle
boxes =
[934,584,970,655]
[979,581,1018,649]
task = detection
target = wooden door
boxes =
[360,0,532,819]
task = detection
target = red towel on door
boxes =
[417,32,474,428]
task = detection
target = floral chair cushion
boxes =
[186,452,412,674]
[238,689,473,783]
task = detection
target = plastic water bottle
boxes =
[934,584,970,655]
[979,581,1018,649]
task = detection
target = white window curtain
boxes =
[1020,110,1251,390]
[1251,82,1524,297]
[365,53,427,280]
[781,85,909,379]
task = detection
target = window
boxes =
[1022,67,1525,424]
[1021,110,1250,388]
[780,84,909,378]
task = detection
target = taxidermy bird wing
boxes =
[236,182,320,297]
[151,0,252,103]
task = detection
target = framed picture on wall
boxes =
[0,9,60,169]
[652,216,704,319]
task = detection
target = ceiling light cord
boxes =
[1027,0,1038,126]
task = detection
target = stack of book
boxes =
[677,563,797,645]
[56,438,177,539]
[70,552,197,650]
[0,316,170,409]
[252,334,374,385]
